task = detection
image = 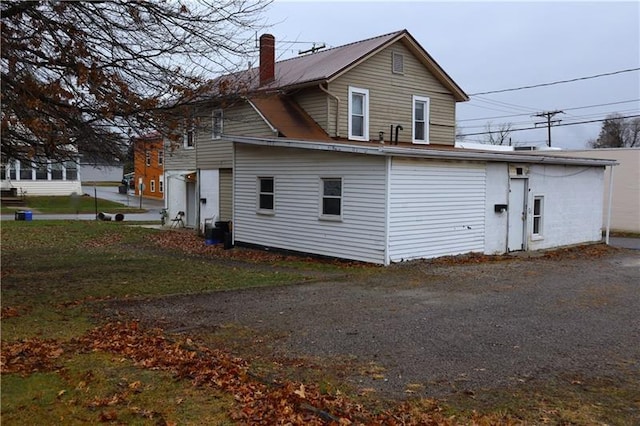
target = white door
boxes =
[507,178,527,251]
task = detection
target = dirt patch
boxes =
[104,245,640,403]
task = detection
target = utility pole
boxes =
[533,110,564,147]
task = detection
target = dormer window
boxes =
[392,52,404,74]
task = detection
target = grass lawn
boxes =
[1,221,636,425]
[1,195,145,215]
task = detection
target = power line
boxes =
[459,99,640,122]
[458,114,640,137]
[468,68,640,96]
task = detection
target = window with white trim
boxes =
[145,150,151,166]
[348,87,369,141]
[412,95,430,144]
[159,175,164,193]
[158,150,164,166]
[150,179,156,192]
[183,117,195,148]
[212,109,223,139]
[320,177,342,219]
[533,196,544,236]
[257,177,274,213]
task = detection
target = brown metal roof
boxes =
[209,30,468,102]
[248,95,332,141]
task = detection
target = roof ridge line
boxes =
[274,29,406,65]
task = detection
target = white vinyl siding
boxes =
[348,86,369,141]
[234,145,387,264]
[388,158,486,262]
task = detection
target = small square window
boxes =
[258,177,274,212]
[321,177,342,218]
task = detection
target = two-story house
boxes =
[167,30,615,264]
[133,134,164,200]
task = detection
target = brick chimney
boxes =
[259,34,275,86]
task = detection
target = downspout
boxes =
[318,84,340,138]
[605,165,614,245]
[384,156,392,265]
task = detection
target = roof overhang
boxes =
[226,135,618,167]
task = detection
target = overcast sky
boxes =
[258,1,640,149]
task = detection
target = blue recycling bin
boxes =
[14,210,32,221]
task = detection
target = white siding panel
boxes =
[389,158,486,262]
[234,145,387,264]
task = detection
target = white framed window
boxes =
[348,86,369,141]
[183,117,195,149]
[212,109,223,139]
[145,150,151,166]
[150,179,156,193]
[392,51,404,74]
[159,175,164,193]
[257,177,274,213]
[532,196,544,237]
[412,95,430,144]
[158,150,164,166]
[320,177,342,219]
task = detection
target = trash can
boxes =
[215,221,230,233]
[14,210,32,221]
[204,226,223,245]
[118,185,128,194]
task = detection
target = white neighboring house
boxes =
[79,160,124,183]
[1,159,82,196]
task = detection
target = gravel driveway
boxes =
[109,247,640,399]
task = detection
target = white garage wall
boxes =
[527,164,604,250]
[198,169,220,232]
[388,158,486,262]
[234,145,388,264]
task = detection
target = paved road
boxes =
[1,186,165,222]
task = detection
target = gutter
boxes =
[226,135,619,167]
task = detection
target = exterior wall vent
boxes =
[392,52,404,74]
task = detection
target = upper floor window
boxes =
[392,52,404,74]
[183,117,195,149]
[412,95,430,144]
[145,150,151,167]
[348,86,369,141]
[257,177,274,213]
[320,177,342,219]
[212,109,223,139]
[158,150,164,166]
[159,175,164,193]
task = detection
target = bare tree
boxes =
[483,122,513,146]
[589,114,640,148]
[1,0,270,164]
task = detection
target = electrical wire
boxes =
[459,99,640,122]
[457,114,640,137]
[468,68,640,96]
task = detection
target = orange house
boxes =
[133,134,164,199]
